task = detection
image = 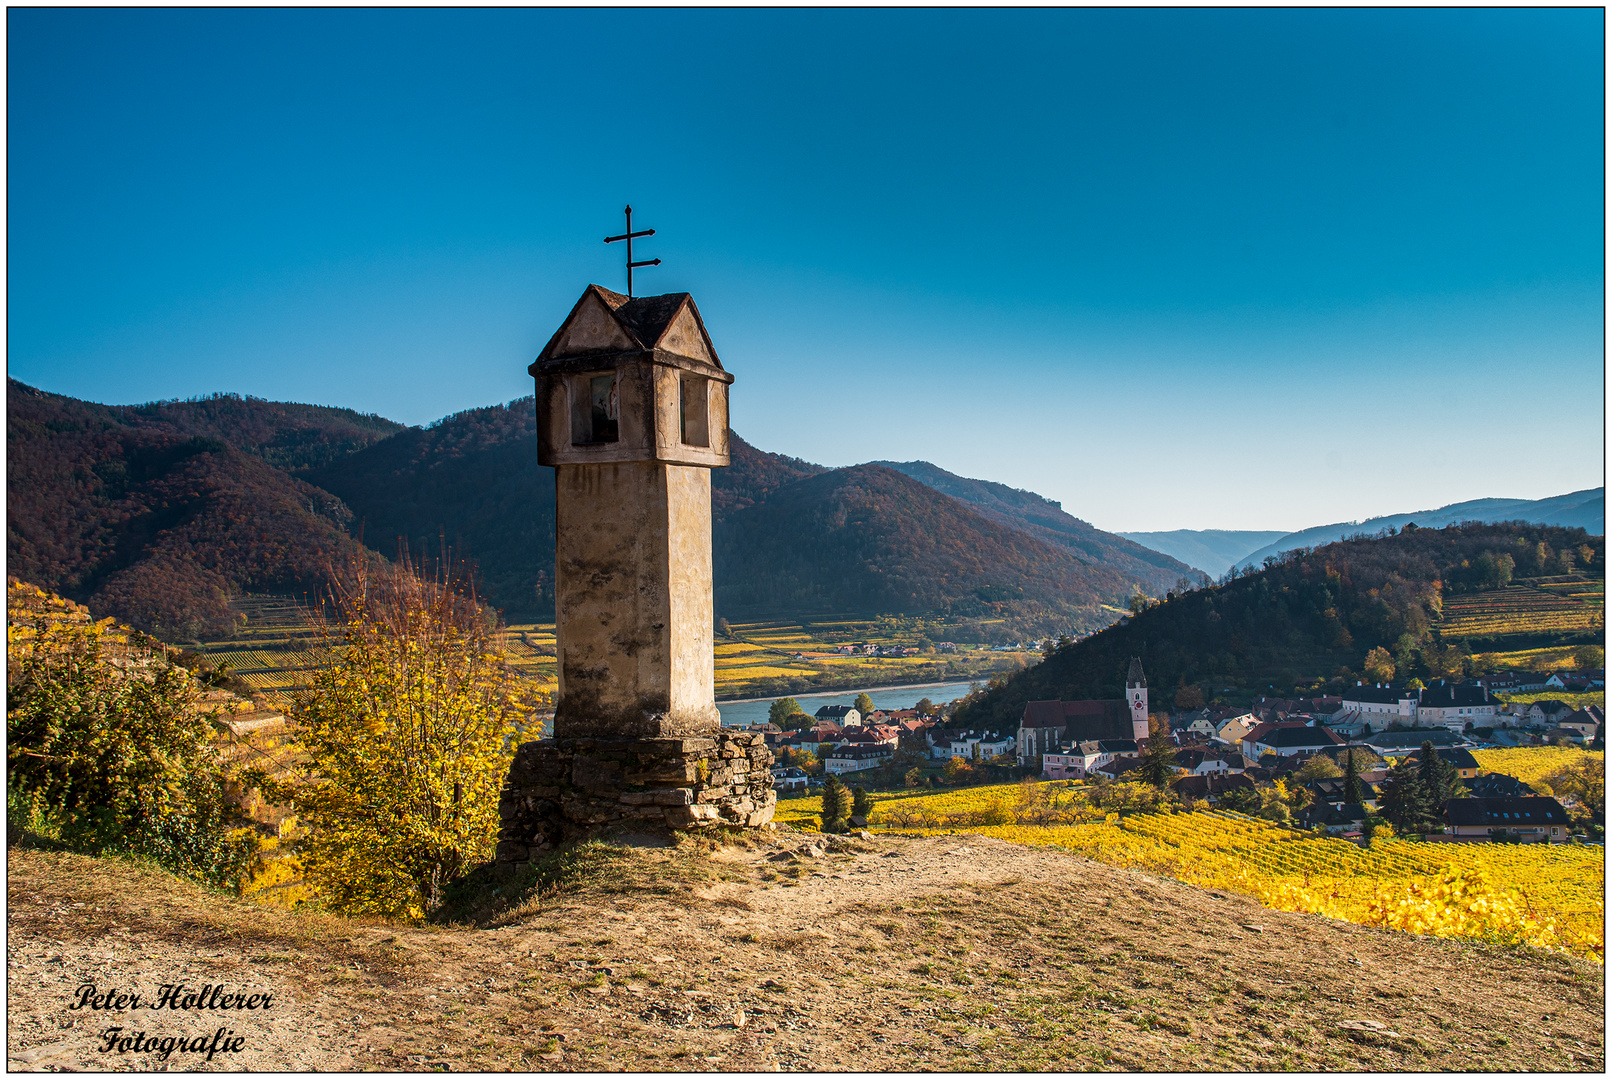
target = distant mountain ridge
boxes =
[12,380,1194,640]
[868,461,1199,586]
[27,378,1582,645]
[1117,529,1289,578]
[712,463,1141,632]
[1233,489,1605,571]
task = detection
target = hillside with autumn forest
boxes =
[951,522,1606,730]
[9,382,1195,641]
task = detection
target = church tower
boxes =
[1127,657,1149,741]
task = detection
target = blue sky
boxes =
[9,8,1604,532]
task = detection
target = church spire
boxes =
[1126,657,1149,741]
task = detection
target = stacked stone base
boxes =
[495,729,776,870]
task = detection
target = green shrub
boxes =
[7,618,258,888]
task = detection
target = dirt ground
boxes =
[6,828,1605,1072]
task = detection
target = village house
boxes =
[1173,748,1242,775]
[1514,699,1578,728]
[1170,711,1219,740]
[1553,709,1601,743]
[1443,796,1571,843]
[1467,772,1535,798]
[1213,713,1259,748]
[1070,738,1139,775]
[824,743,893,776]
[1307,776,1380,807]
[1092,755,1147,781]
[769,765,810,792]
[1417,682,1496,732]
[1546,669,1604,691]
[835,727,898,751]
[1243,721,1344,758]
[1301,800,1370,835]
[1040,750,1086,780]
[1401,746,1480,780]
[1339,684,1419,724]
[815,704,862,727]
[1475,671,1552,694]
[1363,727,1465,755]
[1322,710,1373,738]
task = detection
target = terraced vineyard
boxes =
[715,618,1028,698]
[498,623,558,689]
[191,595,330,706]
[1439,585,1603,640]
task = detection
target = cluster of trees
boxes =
[250,558,537,919]
[818,777,874,833]
[1375,742,1466,835]
[952,522,1605,733]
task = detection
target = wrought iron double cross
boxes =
[604,205,660,297]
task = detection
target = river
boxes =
[715,680,979,728]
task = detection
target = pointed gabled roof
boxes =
[1127,657,1146,687]
[534,284,724,369]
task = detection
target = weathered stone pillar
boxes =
[496,285,776,869]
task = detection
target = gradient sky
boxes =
[9,8,1605,532]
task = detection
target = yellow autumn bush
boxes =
[255,561,537,921]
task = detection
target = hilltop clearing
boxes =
[6,833,1602,1072]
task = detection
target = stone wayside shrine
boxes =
[496,284,777,868]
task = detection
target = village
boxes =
[749,662,1606,845]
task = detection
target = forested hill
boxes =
[315,414,1145,635]
[713,464,1138,634]
[6,378,404,472]
[7,380,376,639]
[307,399,555,614]
[1234,489,1605,571]
[869,460,1199,586]
[37,379,1535,645]
[951,522,1606,734]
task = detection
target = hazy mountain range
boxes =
[1117,530,1290,578]
[1123,489,1604,577]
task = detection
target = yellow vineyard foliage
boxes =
[1470,747,1604,789]
[831,779,1603,961]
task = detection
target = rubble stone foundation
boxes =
[495,729,776,870]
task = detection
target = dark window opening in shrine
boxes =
[680,375,709,447]
[582,373,618,443]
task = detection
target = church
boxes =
[1016,658,1150,766]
